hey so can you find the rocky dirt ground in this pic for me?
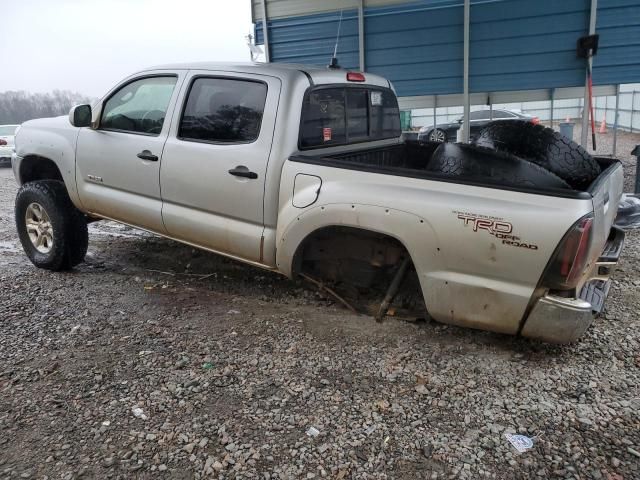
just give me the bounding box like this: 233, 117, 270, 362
0, 130, 639, 480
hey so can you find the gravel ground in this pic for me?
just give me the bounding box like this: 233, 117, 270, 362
0, 162, 639, 480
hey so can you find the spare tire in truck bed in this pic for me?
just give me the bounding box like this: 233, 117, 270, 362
473, 120, 600, 190
426, 143, 571, 190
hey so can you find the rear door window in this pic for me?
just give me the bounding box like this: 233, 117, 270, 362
179, 77, 268, 143
300, 87, 400, 148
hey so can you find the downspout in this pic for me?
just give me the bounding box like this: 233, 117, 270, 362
358, 0, 365, 71
462, 0, 470, 142
580, 0, 598, 148
261, 0, 271, 62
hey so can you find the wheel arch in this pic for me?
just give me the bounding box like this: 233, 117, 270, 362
275, 203, 439, 281
289, 224, 414, 277
16, 154, 83, 211
19, 155, 64, 184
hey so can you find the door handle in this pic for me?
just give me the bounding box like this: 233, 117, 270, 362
137, 150, 158, 162
228, 166, 258, 179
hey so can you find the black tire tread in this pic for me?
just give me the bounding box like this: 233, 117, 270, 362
15, 180, 88, 271
63, 207, 89, 269
473, 120, 600, 190
426, 143, 571, 190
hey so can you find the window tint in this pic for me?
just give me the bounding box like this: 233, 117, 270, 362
179, 78, 267, 143
101, 76, 177, 135
469, 110, 490, 121
346, 89, 369, 140
300, 89, 346, 147
492, 110, 516, 119
370, 90, 401, 138
300, 87, 400, 148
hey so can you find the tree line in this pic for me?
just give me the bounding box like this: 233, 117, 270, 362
0, 90, 94, 125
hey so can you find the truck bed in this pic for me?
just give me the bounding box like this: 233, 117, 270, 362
290, 141, 619, 199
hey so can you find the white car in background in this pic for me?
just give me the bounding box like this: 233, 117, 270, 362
0, 124, 20, 167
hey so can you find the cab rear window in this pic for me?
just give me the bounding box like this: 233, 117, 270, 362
300, 86, 400, 149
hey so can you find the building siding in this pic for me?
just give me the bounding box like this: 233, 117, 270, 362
593, 0, 640, 86
255, 0, 640, 97
256, 10, 360, 69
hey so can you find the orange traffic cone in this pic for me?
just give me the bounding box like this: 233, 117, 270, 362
599, 114, 607, 134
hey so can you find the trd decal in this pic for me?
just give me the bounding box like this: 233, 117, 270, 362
453, 211, 538, 250
457, 214, 512, 234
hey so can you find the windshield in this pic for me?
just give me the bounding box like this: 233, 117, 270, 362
0, 125, 18, 135
300, 86, 400, 149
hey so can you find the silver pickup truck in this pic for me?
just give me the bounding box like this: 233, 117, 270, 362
11, 62, 625, 343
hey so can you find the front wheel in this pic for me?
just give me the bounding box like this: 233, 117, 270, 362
15, 180, 88, 271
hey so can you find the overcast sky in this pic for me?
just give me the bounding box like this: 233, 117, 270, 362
1, 0, 255, 97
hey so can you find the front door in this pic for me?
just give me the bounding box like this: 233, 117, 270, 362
76, 73, 182, 233
160, 71, 281, 263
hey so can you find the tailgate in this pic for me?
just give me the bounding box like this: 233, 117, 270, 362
589, 159, 624, 253
578, 158, 625, 310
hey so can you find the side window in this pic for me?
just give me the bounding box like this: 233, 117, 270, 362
492, 110, 515, 119
101, 76, 177, 135
179, 77, 267, 143
469, 110, 489, 121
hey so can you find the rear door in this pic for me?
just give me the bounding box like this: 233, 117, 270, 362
76, 73, 183, 232
160, 71, 281, 263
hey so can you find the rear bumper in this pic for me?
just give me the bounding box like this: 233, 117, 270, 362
521, 226, 625, 343
521, 294, 594, 343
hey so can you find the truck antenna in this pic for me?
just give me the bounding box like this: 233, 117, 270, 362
328, 10, 343, 69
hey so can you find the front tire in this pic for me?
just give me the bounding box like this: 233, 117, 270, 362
15, 180, 88, 271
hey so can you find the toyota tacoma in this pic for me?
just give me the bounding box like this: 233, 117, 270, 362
11, 62, 625, 343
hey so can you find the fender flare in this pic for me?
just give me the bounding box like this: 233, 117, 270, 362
275, 202, 440, 280
14, 125, 82, 208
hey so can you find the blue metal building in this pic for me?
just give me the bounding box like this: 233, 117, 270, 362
253, 0, 640, 144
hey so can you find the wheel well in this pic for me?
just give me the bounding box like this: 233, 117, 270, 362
293, 226, 425, 315
293, 226, 410, 287
20, 156, 64, 184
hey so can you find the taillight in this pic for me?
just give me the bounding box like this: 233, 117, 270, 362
0, 139, 6, 146
542, 214, 594, 290
347, 72, 365, 82
530, 117, 540, 125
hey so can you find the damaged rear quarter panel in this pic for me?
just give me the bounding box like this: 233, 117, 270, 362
277, 161, 594, 335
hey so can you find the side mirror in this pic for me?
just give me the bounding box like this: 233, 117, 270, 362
69, 104, 92, 128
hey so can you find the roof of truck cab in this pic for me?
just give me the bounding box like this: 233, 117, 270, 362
141, 62, 392, 89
